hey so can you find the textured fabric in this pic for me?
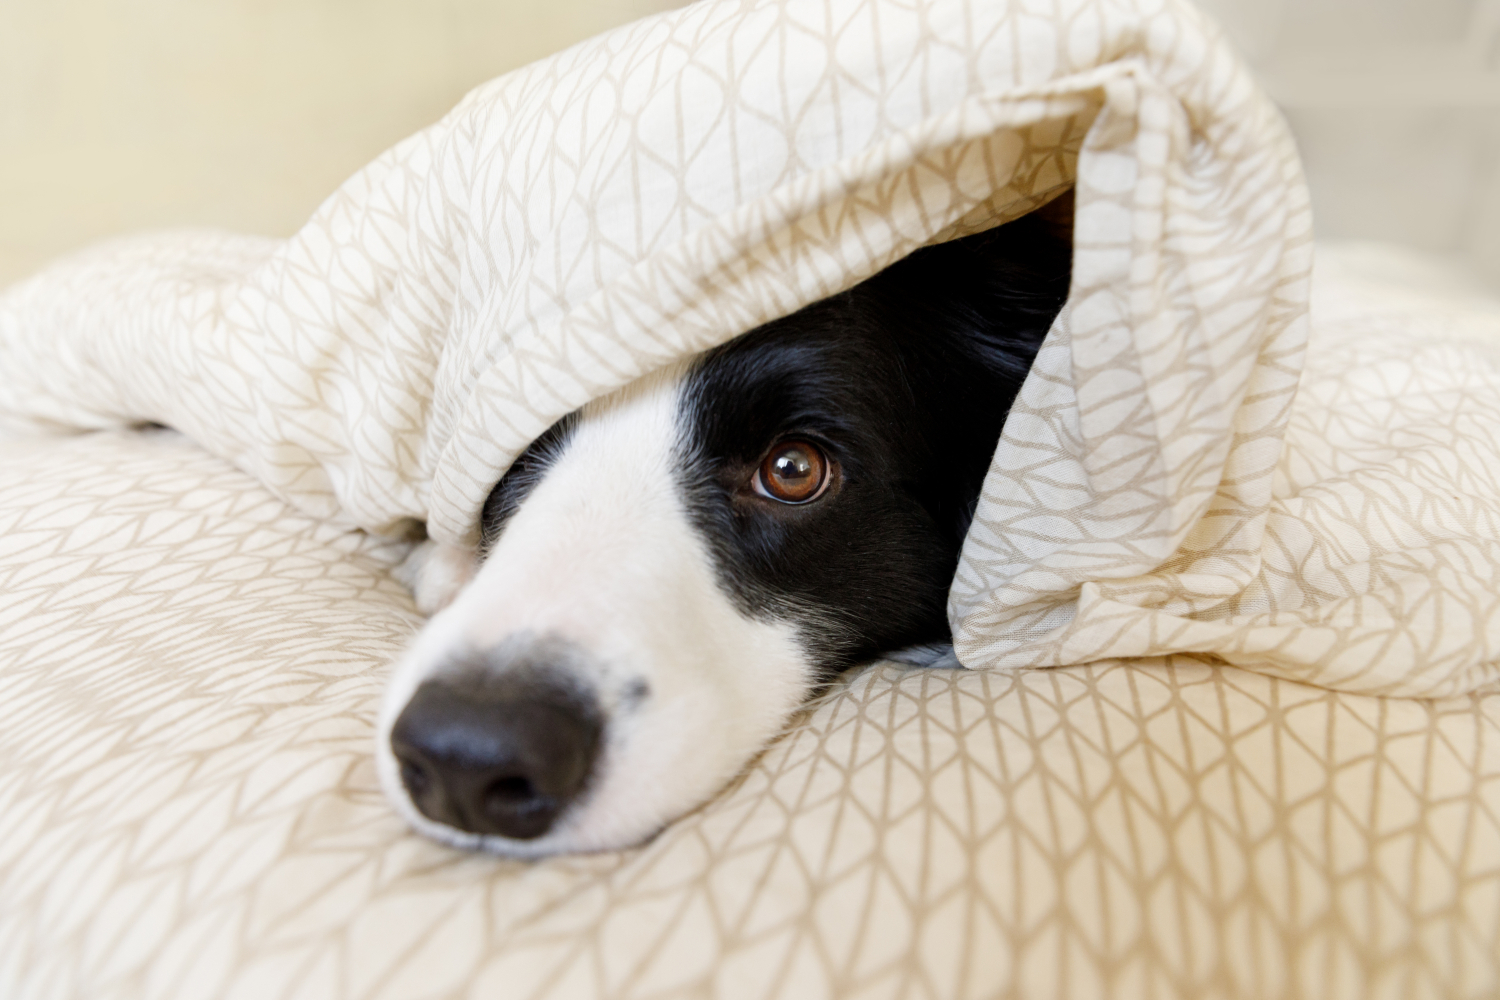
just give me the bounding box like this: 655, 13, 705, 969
958, 237, 1500, 696
53, 0, 1500, 697
5, 247, 1500, 997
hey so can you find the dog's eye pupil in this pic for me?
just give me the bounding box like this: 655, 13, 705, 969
774, 452, 810, 481
759, 441, 828, 503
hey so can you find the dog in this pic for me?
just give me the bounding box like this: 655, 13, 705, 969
378, 195, 1073, 856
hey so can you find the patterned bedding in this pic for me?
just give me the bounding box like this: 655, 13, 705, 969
2, 0, 1500, 992
2, 246, 1498, 1000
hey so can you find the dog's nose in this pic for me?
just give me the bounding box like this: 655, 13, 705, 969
390, 676, 601, 840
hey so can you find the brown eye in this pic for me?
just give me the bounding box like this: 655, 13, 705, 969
755, 440, 830, 504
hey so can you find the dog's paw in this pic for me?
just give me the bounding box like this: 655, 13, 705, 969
395, 540, 478, 615
883, 642, 962, 670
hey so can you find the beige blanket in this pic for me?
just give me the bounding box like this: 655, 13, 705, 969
2, 247, 1499, 998
3, 0, 1500, 989
42, 0, 1500, 700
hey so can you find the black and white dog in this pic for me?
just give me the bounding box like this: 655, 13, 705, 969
379, 197, 1072, 855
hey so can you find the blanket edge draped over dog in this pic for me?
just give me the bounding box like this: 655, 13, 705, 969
11, 0, 1494, 699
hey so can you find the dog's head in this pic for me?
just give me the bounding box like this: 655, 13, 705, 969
377, 204, 1071, 855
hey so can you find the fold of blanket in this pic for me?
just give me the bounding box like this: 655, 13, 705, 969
6, 247, 1500, 1000
8, 0, 1497, 698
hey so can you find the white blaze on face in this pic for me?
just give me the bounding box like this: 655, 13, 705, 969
377, 365, 815, 856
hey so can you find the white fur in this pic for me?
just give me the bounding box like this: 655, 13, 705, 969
395, 540, 476, 615
378, 365, 814, 856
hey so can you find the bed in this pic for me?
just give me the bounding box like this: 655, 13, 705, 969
3, 0, 1500, 995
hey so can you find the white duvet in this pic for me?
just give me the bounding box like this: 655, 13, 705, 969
1, 0, 1497, 702
5, 0, 1500, 994
4, 249, 1500, 998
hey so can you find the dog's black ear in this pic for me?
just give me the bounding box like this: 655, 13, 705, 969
869, 191, 1075, 545
1027, 186, 1076, 261
927, 188, 1074, 381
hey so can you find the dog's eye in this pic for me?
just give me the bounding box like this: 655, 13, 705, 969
755, 440, 830, 504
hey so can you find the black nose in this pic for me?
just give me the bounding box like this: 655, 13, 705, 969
390, 675, 601, 840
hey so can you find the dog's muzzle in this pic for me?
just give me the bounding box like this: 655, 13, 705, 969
389, 651, 602, 840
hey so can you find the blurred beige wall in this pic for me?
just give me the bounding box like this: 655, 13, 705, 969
1196, 0, 1500, 283
9, 0, 1500, 289
0, 0, 683, 286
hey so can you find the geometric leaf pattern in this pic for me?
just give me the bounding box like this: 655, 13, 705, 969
0, 0, 1498, 990
958, 237, 1500, 697
33, 0, 1483, 700
3, 404, 1499, 999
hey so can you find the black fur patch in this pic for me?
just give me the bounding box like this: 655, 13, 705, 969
676, 206, 1072, 673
